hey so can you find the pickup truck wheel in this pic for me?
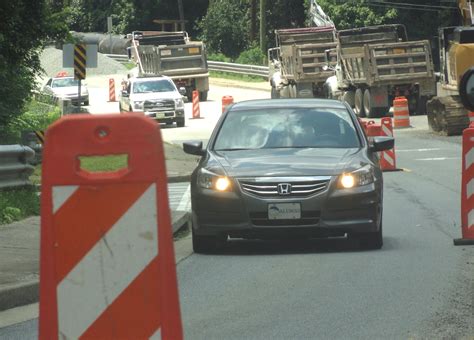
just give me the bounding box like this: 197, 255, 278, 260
177, 117, 185, 127
199, 91, 208, 102
271, 86, 280, 99
354, 88, 366, 117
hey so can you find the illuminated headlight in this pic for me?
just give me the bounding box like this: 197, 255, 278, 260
339, 165, 375, 189
174, 98, 184, 109
197, 168, 231, 191
133, 101, 144, 110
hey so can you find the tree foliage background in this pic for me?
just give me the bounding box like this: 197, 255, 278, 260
0, 1, 68, 128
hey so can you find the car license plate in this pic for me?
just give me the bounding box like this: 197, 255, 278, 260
268, 203, 301, 220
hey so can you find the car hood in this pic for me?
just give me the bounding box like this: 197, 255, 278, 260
52, 86, 88, 95
130, 91, 180, 101
212, 148, 364, 177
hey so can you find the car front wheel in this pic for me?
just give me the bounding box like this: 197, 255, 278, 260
177, 117, 185, 127
192, 228, 227, 254
352, 224, 383, 250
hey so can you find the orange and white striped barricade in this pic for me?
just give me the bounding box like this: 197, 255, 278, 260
108, 78, 116, 102
191, 90, 201, 119
365, 120, 380, 137
379, 117, 397, 171
222, 95, 234, 113
39, 114, 183, 339
455, 126, 474, 245
393, 96, 410, 128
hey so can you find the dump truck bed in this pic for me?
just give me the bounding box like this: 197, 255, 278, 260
276, 27, 337, 83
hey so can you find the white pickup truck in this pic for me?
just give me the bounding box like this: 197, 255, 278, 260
119, 75, 186, 127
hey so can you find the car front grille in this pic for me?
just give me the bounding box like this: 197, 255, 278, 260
143, 99, 175, 112
239, 176, 331, 198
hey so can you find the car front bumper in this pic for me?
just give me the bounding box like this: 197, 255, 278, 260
192, 178, 382, 239
145, 109, 185, 122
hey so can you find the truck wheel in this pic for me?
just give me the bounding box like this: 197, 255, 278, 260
342, 91, 355, 108
177, 117, 185, 127
271, 86, 280, 99
199, 91, 208, 102
363, 89, 384, 118
354, 88, 366, 117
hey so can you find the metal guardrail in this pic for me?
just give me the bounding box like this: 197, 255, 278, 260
0, 145, 35, 189
104, 54, 269, 78
207, 61, 269, 78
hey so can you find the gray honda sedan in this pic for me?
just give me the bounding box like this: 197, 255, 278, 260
183, 99, 394, 253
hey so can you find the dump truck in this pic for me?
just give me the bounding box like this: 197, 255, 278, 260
426, 25, 474, 134
327, 24, 436, 118
268, 26, 338, 98
128, 31, 209, 101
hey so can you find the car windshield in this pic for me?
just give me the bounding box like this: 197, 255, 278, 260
132, 80, 176, 93
52, 78, 79, 87
213, 107, 360, 150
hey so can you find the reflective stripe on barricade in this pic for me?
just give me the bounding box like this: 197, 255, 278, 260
380, 117, 397, 171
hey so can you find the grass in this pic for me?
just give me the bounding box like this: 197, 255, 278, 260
0, 187, 40, 225
209, 70, 266, 83
79, 154, 129, 172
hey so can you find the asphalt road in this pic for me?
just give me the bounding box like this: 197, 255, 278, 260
1, 82, 473, 339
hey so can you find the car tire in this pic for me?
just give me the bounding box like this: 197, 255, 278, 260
354, 223, 383, 250
192, 229, 226, 254
354, 88, 366, 117
177, 117, 185, 127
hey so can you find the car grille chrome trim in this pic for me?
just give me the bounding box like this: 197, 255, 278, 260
239, 176, 331, 198
143, 99, 175, 112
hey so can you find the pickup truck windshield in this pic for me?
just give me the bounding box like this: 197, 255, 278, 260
133, 80, 175, 94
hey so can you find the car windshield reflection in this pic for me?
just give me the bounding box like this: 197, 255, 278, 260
213, 108, 360, 150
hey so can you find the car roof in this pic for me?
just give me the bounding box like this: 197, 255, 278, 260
229, 99, 348, 111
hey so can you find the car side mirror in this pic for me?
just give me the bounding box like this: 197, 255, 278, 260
370, 136, 394, 152
459, 67, 474, 112
121, 90, 129, 97
183, 141, 205, 156
179, 87, 186, 96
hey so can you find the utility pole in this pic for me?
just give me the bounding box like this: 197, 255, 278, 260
250, 0, 257, 42
178, 0, 185, 31
260, 0, 266, 53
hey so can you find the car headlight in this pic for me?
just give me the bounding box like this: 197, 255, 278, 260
197, 168, 231, 191
174, 98, 184, 109
133, 101, 144, 110
339, 165, 375, 189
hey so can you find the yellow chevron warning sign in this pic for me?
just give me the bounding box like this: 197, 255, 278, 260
34, 130, 45, 145
74, 44, 86, 80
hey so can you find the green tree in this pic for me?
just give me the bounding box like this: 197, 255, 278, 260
312, 0, 397, 30
198, 0, 249, 58
0, 1, 68, 128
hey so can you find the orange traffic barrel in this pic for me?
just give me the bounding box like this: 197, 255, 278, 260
393, 96, 410, 128
222, 96, 234, 113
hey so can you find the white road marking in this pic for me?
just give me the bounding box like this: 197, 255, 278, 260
415, 157, 460, 161
177, 185, 191, 212
397, 148, 442, 152
57, 184, 158, 339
